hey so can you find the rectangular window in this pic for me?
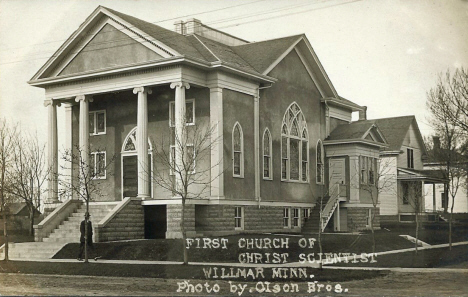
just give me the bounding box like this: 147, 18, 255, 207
283, 208, 290, 228
281, 136, 288, 180
289, 138, 300, 180
91, 151, 106, 179
187, 144, 195, 174
169, 99, 195, 127
293, 208, 300, 227
402, 183, 409, 204
360, 156, 367, 184
441, 192, 447, 209
407, 148, 414, 169
302, 208, 310, 220
170, 145, 195, 174
89, 110, 106, 135
366, 209, 372, 228
235, 206, 244, 230
368, 157, 375, 184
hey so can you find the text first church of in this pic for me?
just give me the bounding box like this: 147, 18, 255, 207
29, 6, 443, 243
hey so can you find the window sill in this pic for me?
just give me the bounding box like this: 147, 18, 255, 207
233, 175, 244, 179
90, 132, 106, 136
281, 179, 308, 184
92, 176, 106, 180
263, 177, 273, 181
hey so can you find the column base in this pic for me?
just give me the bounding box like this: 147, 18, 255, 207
137, 194, 150, 201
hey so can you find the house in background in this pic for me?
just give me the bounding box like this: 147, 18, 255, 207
352, 116, 448, 224
0, 203, 42, 233
25, 6, 407, 243
423, 136, 468, 214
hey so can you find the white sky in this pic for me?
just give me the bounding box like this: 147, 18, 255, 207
1, 0, 467, 146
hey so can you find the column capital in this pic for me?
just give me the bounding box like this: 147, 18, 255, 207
133, 86, 152, 95
170, 81, 190, 90
75, 95, 94, 103
43, 99, 61, 107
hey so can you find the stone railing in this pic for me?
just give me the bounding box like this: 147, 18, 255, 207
34, 199, 81, 242
95, 197, 144, 242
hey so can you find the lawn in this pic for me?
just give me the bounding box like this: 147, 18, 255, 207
0, 260, 388, 281
53, 231, 416, 262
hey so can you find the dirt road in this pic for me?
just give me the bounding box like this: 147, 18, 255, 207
0, 271, 467, 296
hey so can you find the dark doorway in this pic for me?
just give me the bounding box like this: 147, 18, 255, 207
144, 205, 167, 239
122, 155, 138, 197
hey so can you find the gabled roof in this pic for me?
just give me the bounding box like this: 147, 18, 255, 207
371, 116, 423, 152
397, 168, 448, 183
232, 35, 303, 74
328, 121, 387, 144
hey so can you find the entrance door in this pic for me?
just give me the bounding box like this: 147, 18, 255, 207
144, 205, 167, 239
122, 154, 152, 198
329, 158, 345, 196
122, 155, 138, 197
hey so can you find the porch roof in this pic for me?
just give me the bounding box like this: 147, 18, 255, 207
397, 168, 448, 184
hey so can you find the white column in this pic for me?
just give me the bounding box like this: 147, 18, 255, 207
170, 81, 190, 195
44, 99, 60, 204
75, 95, 93, 195
349, 155, 360, 203
133, 87, 152, 199
209, 87, 224, 199
64, 103, 74, 200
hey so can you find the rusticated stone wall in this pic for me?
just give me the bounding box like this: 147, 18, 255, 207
97, 200, 144, 242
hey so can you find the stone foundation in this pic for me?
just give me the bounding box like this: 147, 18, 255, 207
347, 207, 380, 232
166, 204, 196, 239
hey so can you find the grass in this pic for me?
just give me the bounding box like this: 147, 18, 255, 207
53, 232, 417, 262
0, 261, 389, 281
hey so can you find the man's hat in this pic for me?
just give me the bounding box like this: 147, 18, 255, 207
84, 213, 91, 218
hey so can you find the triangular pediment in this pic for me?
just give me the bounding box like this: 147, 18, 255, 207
32, 6, 178, 80
58, 24, 163, 76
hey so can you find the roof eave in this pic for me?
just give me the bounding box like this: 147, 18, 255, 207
321, 97, 364, 112
323, 139, 388, 148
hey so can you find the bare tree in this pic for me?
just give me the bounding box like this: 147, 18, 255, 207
151, 119, 220, 265
427, 68, 468, 250
7, 132, 48, 235
403, 181, 424, 254
0, 119, 18, 261
58, 145, 115, 263
359, 157, 396, 253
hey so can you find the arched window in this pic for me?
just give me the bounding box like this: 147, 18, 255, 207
316, 140, 324, 184
232, 122, 244, 177
281, 103, 308, 182
263, 128, 272, 179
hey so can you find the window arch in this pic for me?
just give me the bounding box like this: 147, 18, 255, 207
121, 127, 152, 153
232, 122, 244, 177
316, 140, 324, 184
263, 128, 272, 179
281, 102, 308, 182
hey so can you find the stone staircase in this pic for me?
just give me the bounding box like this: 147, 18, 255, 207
0, 202, 115, 260
43, 203, 115, 243
302, 196, 331, 234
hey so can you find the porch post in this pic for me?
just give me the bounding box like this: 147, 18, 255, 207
44, 99, 60, 205
75, 95, 93, 197
64, 103, 74, 200
349, 155, 360, 203
433, 183, 436, 212
133, 87, 152, 199
170, 81, 190, 194
209, 86, 224, 198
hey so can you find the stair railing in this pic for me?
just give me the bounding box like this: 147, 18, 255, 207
320, 183, 342, 232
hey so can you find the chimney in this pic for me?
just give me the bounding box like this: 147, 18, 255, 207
174, 20, 185, 34
184, 18, 202, 35
359, 106, 367, 121
433, 136, 441, 150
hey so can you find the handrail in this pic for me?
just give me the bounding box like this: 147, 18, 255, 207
320, 183, 344, 231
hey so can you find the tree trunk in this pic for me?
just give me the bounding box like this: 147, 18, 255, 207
181, 198, 188, 265
449, 198, 454, 250
84, 201, 89, 263
371, 208, 376, 254
29, 208, 35, 236
415, 213, 419, 254
3, 212, 8, 261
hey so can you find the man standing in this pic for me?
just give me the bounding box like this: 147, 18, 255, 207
77, 212, 97, 261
